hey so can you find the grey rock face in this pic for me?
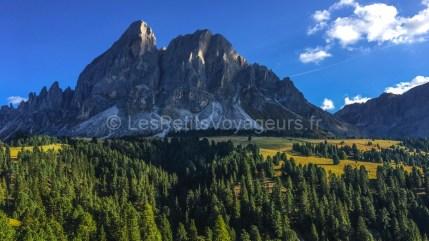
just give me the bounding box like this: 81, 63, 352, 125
0, 20, 357, 139
72, 20, 159, 119
335, 83, 429, 137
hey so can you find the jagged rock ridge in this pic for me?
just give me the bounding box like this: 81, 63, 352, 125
335, 83, 429, 138
0, 20, 357, 139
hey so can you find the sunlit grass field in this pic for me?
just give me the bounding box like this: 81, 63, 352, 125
262, 148, 412, 179
9, 144, 65, 159
208, 136, 399, 152
208, 136, 410, 179
8, 218, 22, 227
301, 138, 400, 151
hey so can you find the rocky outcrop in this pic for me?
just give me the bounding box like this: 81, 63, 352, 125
335, 83, 429, 137
0, 20, 358, 139
0, 82, 75, 139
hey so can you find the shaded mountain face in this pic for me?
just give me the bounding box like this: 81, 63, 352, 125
0, 20, 357, 139
335, 83, 429, 138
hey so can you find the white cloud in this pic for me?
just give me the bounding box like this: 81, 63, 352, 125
309, 0, 429, 47
308, 10, 331, 34
327, 18, 362, 46
321, 98, 335, 111
299, 48, 332, 63
385, 75, 429, 95
309, 0, 357, 35
7, 96, 27, 107
344, 95, 371, 105
313, 10, 330, 22
333, 0, 357, 9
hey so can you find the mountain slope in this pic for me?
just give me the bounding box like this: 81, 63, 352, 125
335, 83, 429, 137
0, 20, 357, 139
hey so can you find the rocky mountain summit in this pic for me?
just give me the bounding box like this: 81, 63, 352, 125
335, 83, 429, 138
0, 20, 356, 139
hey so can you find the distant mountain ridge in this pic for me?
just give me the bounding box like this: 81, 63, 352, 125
0, 20, 357, 139
335, 83, 429, 138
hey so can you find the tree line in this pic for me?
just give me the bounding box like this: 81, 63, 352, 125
0, 137, 428, 240
292, 142, 429, 166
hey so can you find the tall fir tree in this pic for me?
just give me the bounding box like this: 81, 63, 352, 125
141, 204, 162, 241
213, 216, 232, 241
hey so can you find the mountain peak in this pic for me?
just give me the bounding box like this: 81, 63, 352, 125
0, 20, 356, 139
49, 81, 61, 92
193, 29, 211, 35
379, 92, 397, 98
116, 20, 157, 55
125, 20, 156, 40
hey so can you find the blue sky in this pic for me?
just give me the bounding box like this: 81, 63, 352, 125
2, 0, 429, 112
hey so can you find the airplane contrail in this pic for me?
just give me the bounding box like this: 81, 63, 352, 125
289, 57, 357, 77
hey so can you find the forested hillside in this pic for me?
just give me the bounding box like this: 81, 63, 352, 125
0, 137, 429, 241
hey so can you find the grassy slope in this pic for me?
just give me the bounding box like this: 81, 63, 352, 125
8, 218, 22, 227
9, 144, 64, 159
208, 136, 410, 179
